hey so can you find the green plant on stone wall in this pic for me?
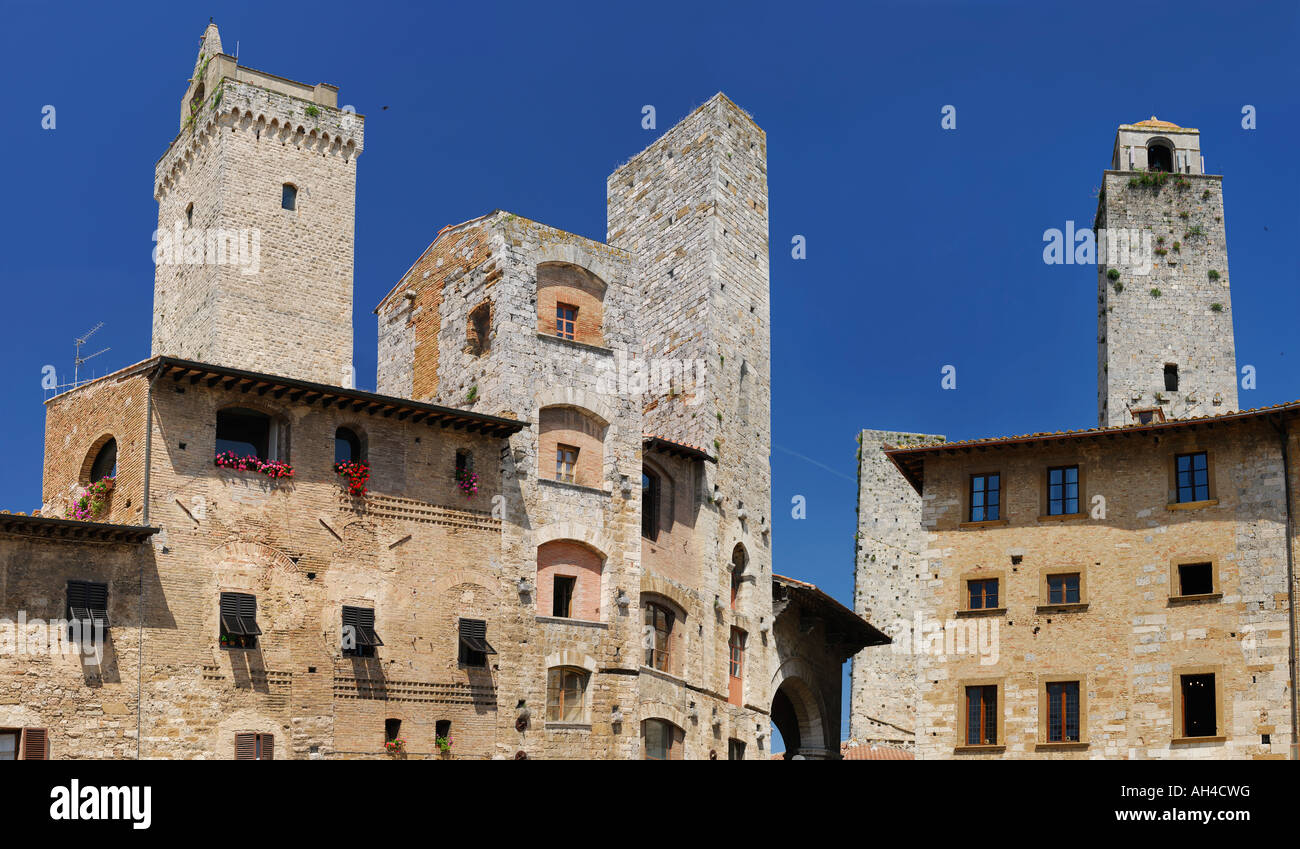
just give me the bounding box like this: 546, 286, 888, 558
305, 104, 321, 118
1207, 269, 1221, 281
1107, 268, 1121, 281
1113, 281, 1123, 294
1149, 288, 1162, 298
1210, 303, 1223, 312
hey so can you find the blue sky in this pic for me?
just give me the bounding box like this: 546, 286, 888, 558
2, 1, 1297, 744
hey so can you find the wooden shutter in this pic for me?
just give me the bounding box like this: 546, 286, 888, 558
235, 732, 257, 760
21, 728, 48, 760
260, 733, 274, 761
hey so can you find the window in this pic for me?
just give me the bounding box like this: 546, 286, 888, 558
219, 592, 261, 649
435, 719, 451, 740
342, 605, 383, 658
215, 407, 277, 460
335, 427, 362, 465
728, 628, 746, 706
234, 732, 273, 760
967, 579, 999, 610
555, 303, 577, 340
1164, 364, 1179, 392
90, 438, 117, 482
969, 473, 1000, 522
457, 618, 495, 668
1179, 674, 1217, 738
965, 685, 998, 746
728, 738, 746, 760
456, 449, 473, 480
642, 471, 660, 541
66, 580, 109, 639
643, 718, 683, 760
1046, 681, 1080, 743
281, 183, 297, 211
1175, 452, 1210, 503
1047, 573, 1081, 605
385, 719, 401, 746
555, 445, 577, 483
644, 602, 675, 672
551, 575, 576, 618
1046, 465, 1078, 515
730, 544, 747, 610
467, 302, 491, 356
185, 202, 194, 226
546, 667, 589, 723
0, 728, 47, 760
1177, 562, 1214, 596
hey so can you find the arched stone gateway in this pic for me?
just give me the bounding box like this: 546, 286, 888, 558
771, 675, 830, 760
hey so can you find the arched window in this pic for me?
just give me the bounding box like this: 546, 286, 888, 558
335, 427, 362, 465
642, 471, 660, 541
537, 540, 604, 621
216, 407, 283, 461
281, 183, 298, 211
538, 406, 606, 488
467, 302, 491, 356
546, 667, 589, 723
90, 438, 117, 482
643, 718, 684, 760
185, 202, 194, 226
536, 262, 608, 347
1147, 140, 1173, 173
644, 601, 676, 672
730, 544, 748, 609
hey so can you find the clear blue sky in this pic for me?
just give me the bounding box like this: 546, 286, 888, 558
2, 1, 1296, 745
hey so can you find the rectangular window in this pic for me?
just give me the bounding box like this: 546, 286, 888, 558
967, 578, 999, 610
555, 303, 577, 340
1175, 452, 1210, 503
965, 685, 998, 746
546, 667, 588, 723
0, 730, 16, 761
1180, 674, 1217, 738
728, 738, 746, 760
644, 604, 674, 672
728, 628, 746, 706
281, 184, 297, 211
555, 445, 577, 484
1046, 681, 1081, 743
643, 719, 682, 760
1047, 573, 1081, 605
234, 732, 273, 760
342, 605, 383, 658
457, 618, 495, 668
1177, 562, 1214, 596
969, 473, 1000, 522
219, 592, 261, 649
552, 576, 576, 618
1046, 465, 1079, 515
642, 472, 660, 541
66, 580, 109, 638
1164, 364, 1179, 392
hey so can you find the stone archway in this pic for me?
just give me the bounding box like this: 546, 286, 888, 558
771, 675, 829, 760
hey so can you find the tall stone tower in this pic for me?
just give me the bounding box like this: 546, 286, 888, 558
1097, 118, 1237, 426
152, 23, 363, 385
607, 92, 773, 620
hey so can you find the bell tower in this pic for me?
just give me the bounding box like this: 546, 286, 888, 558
1097, 118, 1237, 426
151, 22, 364, 385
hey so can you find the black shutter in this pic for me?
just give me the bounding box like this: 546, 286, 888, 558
87, 582, 109, 629
239, 593, 261, 635
67, 580, 90, 624
459, 618, 496, 654
343, 606, 383, 647
220, 592, 260, 635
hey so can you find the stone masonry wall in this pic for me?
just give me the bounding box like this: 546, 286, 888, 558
850, 429, 943, 748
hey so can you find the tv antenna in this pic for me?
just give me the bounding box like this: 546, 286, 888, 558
74, 322, 110, 387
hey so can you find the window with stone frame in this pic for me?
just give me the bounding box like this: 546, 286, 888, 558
1047, 573, 1081, 605
467, 301, 491, 356
545, 666, 589, 723
1175, 452, 1210, 503
1045, 681, 1081, 743
969, 473, 1000, 522
967, 578, 999, 610
964, 685, 998, 746
644, 601, 676, 673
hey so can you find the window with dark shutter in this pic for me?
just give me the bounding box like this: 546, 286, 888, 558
342, 605, 383, 657
457, 618, 495, 668
234, 732, 273, 760
219, 592, 261, 649
66, 580, 109, 640
20, 728, 48, 760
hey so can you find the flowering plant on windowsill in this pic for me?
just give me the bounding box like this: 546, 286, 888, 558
333, 461, 370, 497
435, 735, 452, 754
384, 737, 406, 754
215, 451, 294, 479
67, 476, 115, 521
455, 469, 478, 498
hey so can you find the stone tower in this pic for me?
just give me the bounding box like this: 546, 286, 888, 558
152, 23, 363, 385
849, 429, 942, 748
607, 91, 774, 655
1097, 118, 1237, 426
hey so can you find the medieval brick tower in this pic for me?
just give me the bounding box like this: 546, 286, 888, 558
152, 23, 363, 385
1097, 118, 1237, 427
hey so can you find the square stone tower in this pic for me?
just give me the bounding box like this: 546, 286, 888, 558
1097, 118, 1237, 426
607, 91, 773, 622
151, 23, 363, 385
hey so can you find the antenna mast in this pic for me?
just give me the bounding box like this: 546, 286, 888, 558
73, 322, 110, 387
